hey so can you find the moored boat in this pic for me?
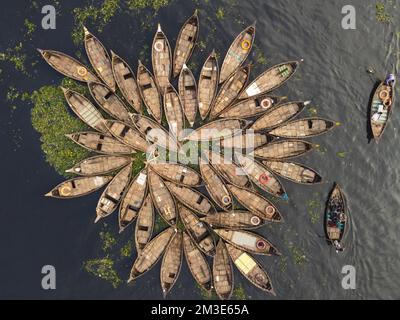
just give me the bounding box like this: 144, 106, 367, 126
152, 24, 172, 91
201, 210, 267, 230
173, 10, 199, 77
268, 118, 336, 138
252, 139, 314, 160
239, 61, 300, 99
198, 50, 219, 120
184, 118, 248, 141
221, 132, 269, 150
163, 83, 185, 141
178, 64, 198, 126
213, 241, 234, 300
45, 176, 112, 199
219, 23, 255, 84
83, 26, 116, 91
66, 155, 131, 176
37, 49, 98, 83
135, 194, 155, 254
111, 51, 142, 113
148, 162, 202, 186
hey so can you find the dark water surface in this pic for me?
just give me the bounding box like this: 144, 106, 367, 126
1, 0, 400, 299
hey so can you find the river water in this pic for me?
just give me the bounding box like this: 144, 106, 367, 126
0, 0, 399, 299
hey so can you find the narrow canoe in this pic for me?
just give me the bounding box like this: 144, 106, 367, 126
152, 24, 172, 92
104, 120, 150, 153
235, 153, 288, 200
210, 65, 251, 119
83, 26, 115, 91
213, 241, 234, 300
160, 231, 183, 297
128, 227, 176, 283
200, 210, 267, 230
214, 229, 280, 256
131, 114, 179, 153
137, 60, 162, 123
370, 81, 395, 140
119, 168, 148, 232
165, 181, 215, 216
95, 164, 132, 222
252, 139, 314, 160
164, 83, 185, 141
37, 49, 98, 83
66, 155, 132, 176
263, 160, 322, 185
219, 23, 256, 84
199, 156, 233, 211
173, 10, 199, 77
148, 169, 177, 225
135, 194, 155, 254
268, 118, 336, 138
219, 95, 285, 119
66, 132, 134, 155
227, 184, 283, 222
148, 162, 202, 187
184, 118, 248, 141
183, 232, 212, 291
62, 87, 108, 134
111, 51, 142, 113
221, 132, 269, 150
45, 176, 112, 199
324, 183, 348, 246
179, 206, 216, 256
178, 64, 198, 126
226, 243, 275, 295
88, 82, 131, 122
250, 101, 309, 131
198, 50, 219, 120
239, 61, 300, 99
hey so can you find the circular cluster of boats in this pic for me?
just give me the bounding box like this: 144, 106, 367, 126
40, 11, 338, 299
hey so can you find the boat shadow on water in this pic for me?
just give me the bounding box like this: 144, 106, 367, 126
366, 80, 382, 143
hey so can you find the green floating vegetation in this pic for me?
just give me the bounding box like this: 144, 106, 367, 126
126, 0, 171, 11
232, 284, 248, 300
24, 19, 36, 37
154, 213, 169, 233
307, 107, 318, 116
253, 45, 268, 67
307, 195, 322, 224
288, 243, 307, 265
375, 2, 392, 23
100, 231, 117, 253
84, 258, 122, 288
120, 239, 134, 258
196, 283, 218, 300
132, 152, 147, 176
216, 7, 225, 20
337, 152, 346, 158
0, 42, 28, 75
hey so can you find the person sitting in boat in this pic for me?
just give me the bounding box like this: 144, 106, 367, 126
371, 104, 385, 121
385, 74, 396, 87
333, 240, 344, 252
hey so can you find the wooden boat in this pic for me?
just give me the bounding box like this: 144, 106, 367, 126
104, 120, 149, 153
37, 49, 98, 83
128, 227, 176, 283
83, 26, 115, 91
95, 164, 132, 222
160, 231, 183, 297
250, 101, 309, 131
370, 79, 395, 140
45, 176, 112, 199
66, 155, 131, 176
183, 232, 212, 291
61, 87, 108, 134
214, 229, 280, 256
148, 169, 177, 225
179, 206, 216, 256
198, 50, 219, 120
199, 156, 233, 211
111, 51, 142, 113
163, 83, 185, 141
226, 243, 275, 294
184, 118, 248, 141
252, 139, 314, 160
148, 162, 201, 186
208, 151, 250, 188
235, 153, 288, 200
213, 241, 234, 300
219, 95, 285, 119
263, 160, 322, 185
219, 23, 256, 84
173, 10, 199, 78
324, 183, 348, 249
152, 24, 172, 91
200, 210, 267, 230
268, 118, 336, 138
135, 194, 155, 254
130, 114, 179, 153
165, 181, 215, 215
88, 82, 131, 122
227, 184, 283, 222
209, 66, 251, 119
239, 61, 300, 99
66, 132, 134, 155
178, 64, 198, 126
221, 132, 269, 150
137, 60, 162, 123
119, 168, 148, 232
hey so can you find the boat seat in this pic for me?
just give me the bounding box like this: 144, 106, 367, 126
179, 174, 185, 183
185, 85, 196, 90
128, 204, 141, 212
104, 91, 113, 100
196, 195, 204, 204
104, 194, 119, 204
144, 127, 153, 134
123, 73, 134, 80
201, 75, 212, 80
138, 225, 149, 231
142, 83, 153, 90
120, 125, 130, 137
307, 119, 313, 129
71, 180, 76, 188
